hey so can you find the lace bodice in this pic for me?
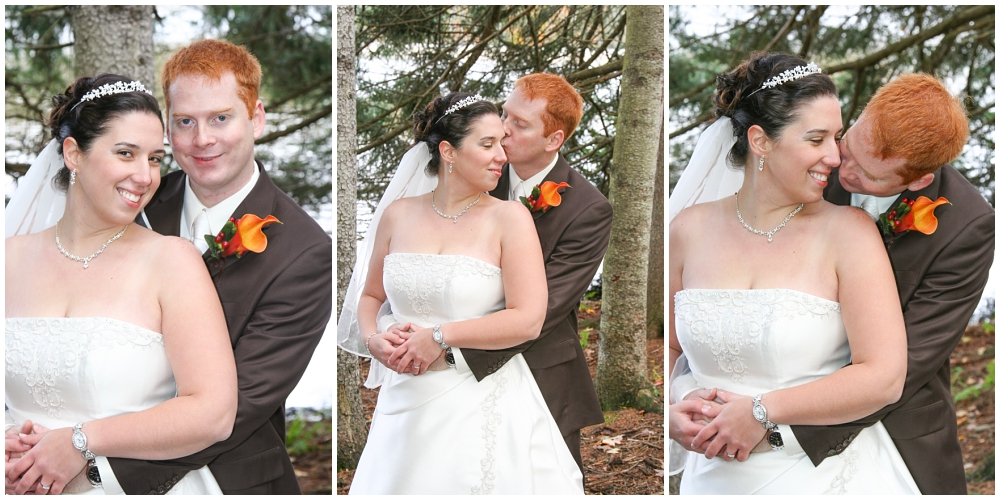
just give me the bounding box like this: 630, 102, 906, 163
383, 253, 504, 325
6, 317, 175, 428
674, 289, 849, 396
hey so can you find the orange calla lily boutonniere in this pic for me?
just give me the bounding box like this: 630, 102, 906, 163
521, 181, 570, 213
206, 214, 282, 260
879, 196, 950, 237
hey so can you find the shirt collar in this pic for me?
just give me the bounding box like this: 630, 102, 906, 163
181, 163, 260, 240
509, 154, 559, 200
850, 192, 898, 216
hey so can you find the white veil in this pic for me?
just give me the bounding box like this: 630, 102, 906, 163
337, 141, 439, 387
668, 116, 745, 222
667, 116, 746, 476
5, 140, 67, 238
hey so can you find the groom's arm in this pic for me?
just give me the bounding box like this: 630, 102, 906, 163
461, 195, 612, 381
791, 211, 994, 465
104, 237, 333, 493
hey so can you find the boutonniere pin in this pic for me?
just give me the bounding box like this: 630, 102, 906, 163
521, 181, 570, 213
879, 196, 950, 236
205, 213, 282, 260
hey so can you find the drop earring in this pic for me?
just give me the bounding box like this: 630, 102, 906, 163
449, 162, 453, 173
70, 169, 77, 185
758, 156, 765, 172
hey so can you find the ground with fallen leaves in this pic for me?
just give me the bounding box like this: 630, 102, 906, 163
336, 300, 666, 495
289, 413, 333, 494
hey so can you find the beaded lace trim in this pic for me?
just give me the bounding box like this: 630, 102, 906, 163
471, 363, 508, 495
5, 317, 163, 417
383, 253, 502, 323
673, 289, 841, 382
830, 449, 860, 494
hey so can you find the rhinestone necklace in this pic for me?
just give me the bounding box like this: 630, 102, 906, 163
431, 190, 481, 224
56, 224, 129, 269
735, 191, 803, 243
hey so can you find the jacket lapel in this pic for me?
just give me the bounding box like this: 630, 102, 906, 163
142, 171, 186, 238
207, 162, 280, 277
489, 164, 511, 201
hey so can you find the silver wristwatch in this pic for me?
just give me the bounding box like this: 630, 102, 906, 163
72, 423, 96, 461
432, 324, 450, 350
752, 394, 784, 450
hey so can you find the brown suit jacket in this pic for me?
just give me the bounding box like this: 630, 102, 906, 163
461, 155, 612, 437
109, 163, 333, 494
791, 165, 994, 494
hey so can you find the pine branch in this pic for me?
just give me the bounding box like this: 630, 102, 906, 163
668, 109, 713, 139
255, 105, 331, 145
565, 59, 623, 84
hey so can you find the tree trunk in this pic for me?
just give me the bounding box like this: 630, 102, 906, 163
336, 5, 367, 471
70, 6, 155, 87
646, 113, 665, 340
595, 5, 664, 413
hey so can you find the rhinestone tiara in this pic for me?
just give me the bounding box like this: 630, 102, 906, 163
747, 63, 822, 97
442, 94, 486, 117
72, 81, 153, 110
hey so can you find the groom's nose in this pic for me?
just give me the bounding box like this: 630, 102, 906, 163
193, 124, 215, 148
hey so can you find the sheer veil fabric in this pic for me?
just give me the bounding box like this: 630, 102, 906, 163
5, 140, 67, 238
336, 141, 439, 387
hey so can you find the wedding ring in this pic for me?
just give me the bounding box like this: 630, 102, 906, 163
41, 484, 51, 490
726, 452, 736, 458
414, 365, 420, 371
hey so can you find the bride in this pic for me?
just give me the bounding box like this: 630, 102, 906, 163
668, 53, 919, 494
338, 92, 583, 494
5, 75, 236, 494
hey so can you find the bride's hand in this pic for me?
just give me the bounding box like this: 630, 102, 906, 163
6, 420, 34, 462
669, 399, 711, 452
692, 390, 765, 463
389, 326, 443, 376
8, 427, 86, 495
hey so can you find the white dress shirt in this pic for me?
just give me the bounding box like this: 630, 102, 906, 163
851, 192, 899, 221
180, 164, 261, 250
509, 154, 559, 202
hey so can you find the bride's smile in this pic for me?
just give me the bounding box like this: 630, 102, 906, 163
758, 96, 842, 203
444, 114, 507, 193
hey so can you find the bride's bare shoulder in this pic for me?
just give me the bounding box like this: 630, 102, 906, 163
670, 198, 730, 234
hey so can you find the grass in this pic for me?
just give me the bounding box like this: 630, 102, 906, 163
286, 408, 332, 456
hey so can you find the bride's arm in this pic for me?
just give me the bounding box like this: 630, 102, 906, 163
695, 209, 907, 460
392, 202, 547, 371
8, 237, 237, 492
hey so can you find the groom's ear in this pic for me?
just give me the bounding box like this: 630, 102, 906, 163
904, 172, 935, 192
251, 100, 266, 140
544, 129, 565, 152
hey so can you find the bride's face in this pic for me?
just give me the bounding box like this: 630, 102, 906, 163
66, 111, 165, 224
449, 114, 507, 190
763, 96, 843, 202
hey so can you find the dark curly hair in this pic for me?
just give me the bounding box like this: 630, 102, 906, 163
47, 74, 163, 191
713, 52, 837, 169
411, 92, 499, 176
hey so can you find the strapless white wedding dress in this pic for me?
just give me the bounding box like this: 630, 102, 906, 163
5, 317, 222, 495
349, 253, 583, 494
674, 289, 921, 494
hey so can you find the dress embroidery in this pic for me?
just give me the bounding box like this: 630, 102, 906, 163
673, 289, 840, 382
5, 317, 163, 417
383, 253, 502, 324
830, 449, 860, 494
472, 363, 508, 495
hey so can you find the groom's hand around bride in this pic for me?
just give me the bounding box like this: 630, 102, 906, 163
691, 390, 765, 463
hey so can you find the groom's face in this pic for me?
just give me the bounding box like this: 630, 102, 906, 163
500, 87, 554, 167
166, 72, 265, 204
837, 112, 909, 197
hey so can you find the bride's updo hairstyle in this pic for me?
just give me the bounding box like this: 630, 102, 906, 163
412, 92, 499, 176
47, 74, 163, 191
714, 52, 837, 168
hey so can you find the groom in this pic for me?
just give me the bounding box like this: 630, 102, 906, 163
673, 74, 994, 494
100, 40, 332, 494
461, 73, 613, 471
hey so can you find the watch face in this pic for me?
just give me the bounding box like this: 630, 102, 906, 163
87, 465, 102, 485
432, 329, 442, 343
752, 405, 766, 422
72, 432, 86, 450
769, 432, 784, 448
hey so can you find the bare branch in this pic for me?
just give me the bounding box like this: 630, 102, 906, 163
668, 109, 714, 139
255, 105, 332, 145
565, 59, 623, 84
358, 122, 411, 154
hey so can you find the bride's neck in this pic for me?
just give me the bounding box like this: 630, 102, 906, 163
433, 178, 482, 213
57, 210, 129, 249
735, 182, 803, 225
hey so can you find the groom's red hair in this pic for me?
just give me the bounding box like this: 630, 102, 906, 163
514, 73, 584, 141
864, 74, 968, 182
161, 39, 262, 119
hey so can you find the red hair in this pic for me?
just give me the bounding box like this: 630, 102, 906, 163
161, 39, 262, 119
865, 74, 968, 182
513, 73, 584, 140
